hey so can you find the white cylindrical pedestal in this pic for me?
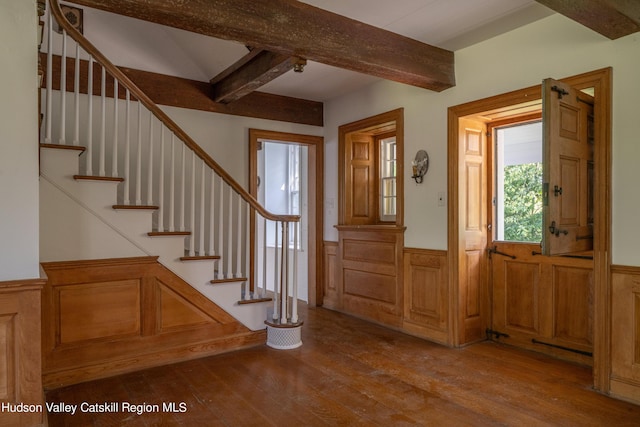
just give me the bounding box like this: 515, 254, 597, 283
266, 324, 302, 350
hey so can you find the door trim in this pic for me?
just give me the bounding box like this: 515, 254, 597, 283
447, 68, 612, 391
248, 129, 324, 306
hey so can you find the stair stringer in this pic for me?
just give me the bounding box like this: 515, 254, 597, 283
40, 146, 271, 331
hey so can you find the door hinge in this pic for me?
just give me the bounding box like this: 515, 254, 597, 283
486, 328, 510, 340
551, 85, 569, 99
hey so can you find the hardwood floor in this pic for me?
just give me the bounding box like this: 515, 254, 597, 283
45, 305, 640, 426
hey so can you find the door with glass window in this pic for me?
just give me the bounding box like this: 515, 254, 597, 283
488, 107, 593, 364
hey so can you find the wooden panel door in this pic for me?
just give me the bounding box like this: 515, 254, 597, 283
344, 133, 375, 225
458, 118, 487, 344
490, 242, 593, 364
542, 78, 594, 255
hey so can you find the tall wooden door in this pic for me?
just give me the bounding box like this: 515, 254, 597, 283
542, 78, 594, 255
458, 118, 488, 344
489, 79, 594, 364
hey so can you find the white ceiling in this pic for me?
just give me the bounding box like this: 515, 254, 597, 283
80, 0, 554, 102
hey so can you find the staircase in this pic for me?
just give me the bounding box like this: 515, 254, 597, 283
39, 0, 302, 351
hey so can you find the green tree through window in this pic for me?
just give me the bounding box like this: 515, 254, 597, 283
503, 162, 543, 242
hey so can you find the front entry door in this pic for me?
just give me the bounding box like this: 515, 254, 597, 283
488, 79, 594, 364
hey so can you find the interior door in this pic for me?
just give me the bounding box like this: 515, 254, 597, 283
542, 78, 594, 255
458, 117, 488, 344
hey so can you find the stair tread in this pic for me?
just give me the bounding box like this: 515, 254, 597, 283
41, 143, 85, 153
148, 231, 191, 236
210, 277, 248, 284
113, 204, 159, 210
180, 255, 221, 261
74, 175, 124, 182
238, 297, 272, 305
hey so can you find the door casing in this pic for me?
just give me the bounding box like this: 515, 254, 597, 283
249, 129, 324, 306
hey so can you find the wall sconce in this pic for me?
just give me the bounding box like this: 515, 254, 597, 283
411, 149, 429, 184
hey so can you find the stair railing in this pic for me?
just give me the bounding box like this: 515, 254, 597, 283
42, 0, 301, 327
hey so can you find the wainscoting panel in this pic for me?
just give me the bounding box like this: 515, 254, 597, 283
322, 242, 339, 309
610, 265, 640, 405
403, 248, 449, 345
0, 276, 45, 427
41, 257, 265, 388
335, 226, 404, 327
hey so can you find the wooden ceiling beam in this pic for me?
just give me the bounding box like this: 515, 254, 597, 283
535, 0, 640, 39
210, 48, 306, 104
68, 0, 455, 92
40, 53, 323, 126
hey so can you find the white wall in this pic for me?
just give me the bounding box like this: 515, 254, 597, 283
0, 0, 40, 281
323, 14, 640, 266
160, 106, 322, 188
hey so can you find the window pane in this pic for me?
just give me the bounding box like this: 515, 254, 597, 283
496, 122, 543, 242
379, 137, 396, 221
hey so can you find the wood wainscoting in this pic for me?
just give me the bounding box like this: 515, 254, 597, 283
322, 241, 449, 344
610, 265, 640, 405
403, 248, 450, 345
0, 275, 46, 427
331, 226, 405, 327
40, 257, 265, 389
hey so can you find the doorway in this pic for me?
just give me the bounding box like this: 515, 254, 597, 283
249, 129, 324, 306
448, 68, 612, 391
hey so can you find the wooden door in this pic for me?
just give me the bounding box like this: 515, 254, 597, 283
458, 118, 488, 344
489, 241, 593, 364
489, 78, 594, 364
542, 78, 594, 255
344, 133, 376, 225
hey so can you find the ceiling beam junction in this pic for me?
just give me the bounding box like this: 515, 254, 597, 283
210, 48, 306, 104
68, 0, 456, 92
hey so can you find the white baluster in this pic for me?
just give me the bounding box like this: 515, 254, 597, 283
111, 79, 118, 176
292, 221, 299, 323
123, 89, 131, 204
208, 172, 216, 256
246, 203, 251, 295
168, 134, 175, 232
157, 126, 165, 232
73, 42, 80, 146
227, 191, 234, 278
45, 12, 52, 144
281, 222, 288, 324
217, 177, 224, 278
135, 102, 142, 205
262, 215, 267, 297
236, 196, 243, 278
199, 159, 206, 256
147, 114, 153, 205
180, 144, 185, 231
189, 150, 196, 257
272, 221, 279, 321
58, 30, 66, 145
86, 56, 93, 175
99, 65, 106, 176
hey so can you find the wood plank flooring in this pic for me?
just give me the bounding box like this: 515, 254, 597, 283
45, 305, 640, 426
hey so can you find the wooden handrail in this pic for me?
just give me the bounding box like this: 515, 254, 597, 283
48, 0, 299, 224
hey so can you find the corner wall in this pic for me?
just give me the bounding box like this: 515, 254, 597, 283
0, 1, 40, 281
